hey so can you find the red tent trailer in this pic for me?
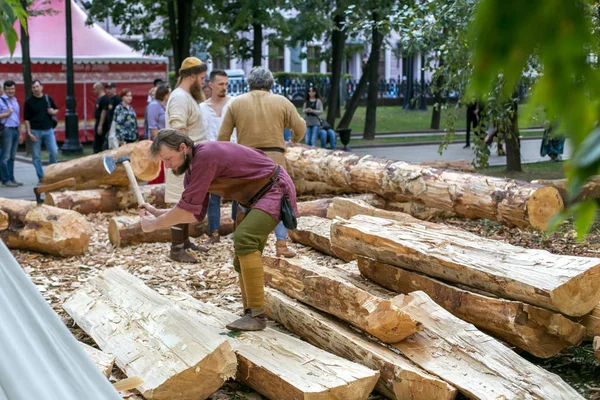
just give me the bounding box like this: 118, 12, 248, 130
0, 0, 168, 143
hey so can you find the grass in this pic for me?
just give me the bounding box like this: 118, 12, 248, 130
298, 103, 547, 133
481, 160, 565, 182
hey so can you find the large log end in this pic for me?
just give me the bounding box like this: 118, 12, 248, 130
527, 186, 564, 230
108, 216, 134, 248
131, 140, 161, 182
551, 262, 600, 317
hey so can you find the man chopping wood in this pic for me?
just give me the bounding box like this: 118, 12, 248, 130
139, 129, 298, 331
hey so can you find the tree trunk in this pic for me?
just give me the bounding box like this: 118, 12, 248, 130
403, 55, 414, 110
417, 159, 475, 172
505, 98, 522, 172
252, 22, 262, 67
264, 288, 458, 400
297, 198, 333, 218
263, 256, 423, 343
63, 268, 238, 400
331, 214, 600, 317
581, 304, 600, 340
327, 196, 457, 221
45, 184, 167, 214
287, 216, 354, 262
293, 179, 350, 196
338, 63, 370, 130
20, 0, 32, 156
41, 141, 160, 189
0, 198, 91, 257
363, 15, 383, 141
171, 292, 380, 400
327, 9, 345, 126
430, 60, 444, 129
168, 0, 192, 76
284, 145, 563, 230
531, 176, 600, 204
324, 261, 583, 399
79, 342, 115, 377
358, 257, 585, 358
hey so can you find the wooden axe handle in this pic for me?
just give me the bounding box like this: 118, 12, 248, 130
122, 160, 145, 206
35, 177, 76, 195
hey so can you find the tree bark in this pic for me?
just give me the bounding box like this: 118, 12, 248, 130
328, 196, 457, 221
326, 8, 345, 126
327, 261, 583, 399
41, 141, 160, 189
171, 291, 380, 400
430, 61, 444, 129
79, 342, 115, 377
263, 256, 423, 343
505, 98, 522, 172
363, 14, 384, 141
284, 145, 563, 230
252, 22, 262, 67
20, 0, 32, 156
63, 268, 237, 400
358, 257, 585, 358
45, 184, 167, 214
0, 198, 91, 257
338, 64, 370, 130
294, 179, 350, 196
287, 216, 354, 262
297, 198, 333, 218
403, 56, 414, 110
264, 288, 458, 400
331, 214, 600, 317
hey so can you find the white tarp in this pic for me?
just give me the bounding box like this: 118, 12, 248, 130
0, 241, 121, 400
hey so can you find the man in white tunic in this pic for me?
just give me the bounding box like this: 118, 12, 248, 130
164, 57, 208, 262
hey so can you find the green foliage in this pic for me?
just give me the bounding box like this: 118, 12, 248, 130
0, 0, 27, 55
470, 0, 600, 237
168, 71, 176, 89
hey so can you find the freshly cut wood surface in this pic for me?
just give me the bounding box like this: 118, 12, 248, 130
358, 257, 586, 358
0, 209, 8, 230
331, 214, 600, 317
284, 145, 563, 230
294, 179, 351, 196
170, 292, 379, 400
42, 141, 160, 189
297, 198, 332, 218
288, 216, 353, 261
45, 184, 167, 214
327, 197, 455, 222
329, 261, 583, 399
581, 304, 600, 340
79, 342, 115, 377
264, 288, 457, 400
263, 255, 422, 343
532, 176, 600, 202
63, 268, 237, 400
0, 198, 91, 257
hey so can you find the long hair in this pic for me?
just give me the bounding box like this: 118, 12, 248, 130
150, 129, 195, 157
304, 86, 322, 102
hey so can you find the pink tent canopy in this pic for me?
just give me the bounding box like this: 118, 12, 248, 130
0, 0, 168, 142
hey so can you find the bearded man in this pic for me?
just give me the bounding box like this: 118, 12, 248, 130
164, 57, 208, 262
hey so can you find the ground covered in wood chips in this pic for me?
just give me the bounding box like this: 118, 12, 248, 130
10, 207, 600, 400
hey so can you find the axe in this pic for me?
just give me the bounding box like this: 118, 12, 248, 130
103, 156, 146, 206
34, 177, 77, 204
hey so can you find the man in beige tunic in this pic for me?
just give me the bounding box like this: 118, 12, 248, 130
218, 66, 305, 257
164, 57, 208, 262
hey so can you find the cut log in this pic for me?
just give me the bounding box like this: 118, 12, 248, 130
288, 216, 354, 261
79, 342, 115, 377
264, 288, 458, 400
294, 179, 351, 196
45, 184, 167, 214
0, 209, 8, 230
594, 337, 600, 362
358, 257, 585, 358
532, 176, 600, 202
328, 197, 456, 222
0, 198, 91, 256
41, 141, 160, 190
108, 215, 235, 248
298, 257, 582, 399
169, 292, 379, 400
331, 214, 600, 317
417, 160, 475, 173
581, 304, 600, 340
297, 198, 333, 218
284, 145, 563, 230
62, 268, 237, 400
263, 255, 422, 343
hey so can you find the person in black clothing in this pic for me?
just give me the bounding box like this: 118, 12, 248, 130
92, 82, 109, 153
463, 101, 480, 148
24, 80, 59, 181
104, 82, 122, 149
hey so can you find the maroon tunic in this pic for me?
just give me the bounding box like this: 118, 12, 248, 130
177, 142, 297, 221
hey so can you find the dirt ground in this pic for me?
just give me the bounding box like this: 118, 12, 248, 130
10, 207, 600, 399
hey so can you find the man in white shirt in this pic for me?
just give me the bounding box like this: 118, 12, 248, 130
199, 69, 236, 245
164, 57, 208, 262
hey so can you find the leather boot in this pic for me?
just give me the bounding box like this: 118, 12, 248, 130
203, 230, 220, 245
170, 225, 200, 263
180, 224, 209, 253
226, 251, 266, 331
276, 240, 296, 258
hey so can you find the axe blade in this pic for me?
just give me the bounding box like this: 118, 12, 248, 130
103, 156, 116, 174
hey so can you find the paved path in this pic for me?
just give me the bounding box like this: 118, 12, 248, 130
0, 137, 569, 202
